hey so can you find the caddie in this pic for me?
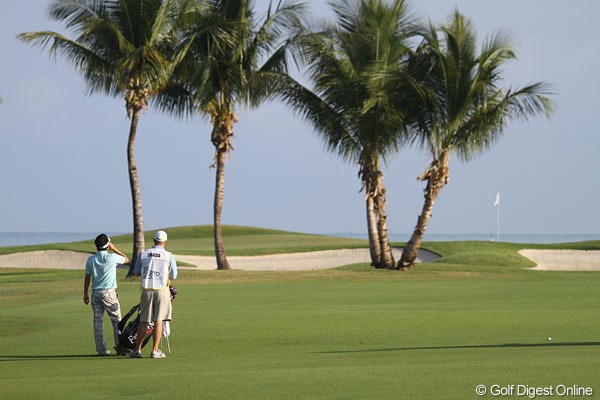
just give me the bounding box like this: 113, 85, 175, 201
129, 230, 178, 358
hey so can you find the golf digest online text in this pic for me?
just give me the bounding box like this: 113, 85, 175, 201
475, 384, 593, 398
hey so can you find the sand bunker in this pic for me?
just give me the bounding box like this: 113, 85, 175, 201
519, 249, 600, 271
3, 248, 599, 272
176, 248, 440, 271
0, 250, 92, 269
0, 248, 440, 271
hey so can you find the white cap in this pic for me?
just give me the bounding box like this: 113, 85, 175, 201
154, 230, 168, 242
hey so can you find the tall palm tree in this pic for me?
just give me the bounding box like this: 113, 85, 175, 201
19, 0, 193, 274
397, 10, 555, 269
159, 0, 308, 269
276, 0, 416, 268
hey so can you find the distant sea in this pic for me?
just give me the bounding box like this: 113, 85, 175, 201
0, 232, 125, 247
327, 232, 600, 244
1, 231, 599, 247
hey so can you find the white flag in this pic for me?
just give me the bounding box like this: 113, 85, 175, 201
494, 192, 500, 206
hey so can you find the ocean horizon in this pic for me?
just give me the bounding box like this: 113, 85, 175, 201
0, 232, 125, 247
1, 231, 599, 247
327, 232, 600, 244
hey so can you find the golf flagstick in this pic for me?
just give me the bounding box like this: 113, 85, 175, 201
494, 192, 500, 242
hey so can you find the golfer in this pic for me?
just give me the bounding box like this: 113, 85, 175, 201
130, 230, 178, 359
83, 234, 129, 356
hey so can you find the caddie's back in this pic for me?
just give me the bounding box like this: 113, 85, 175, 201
140, 246, 171, 289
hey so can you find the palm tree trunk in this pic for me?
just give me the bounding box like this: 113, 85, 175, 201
213, 144, 231, 270
126, 108, 144, 276
374, 175, 395, 269
399, 154, 449, 270
366, 195, 381, 267
362, 158, 394, 269
372, 172, 395, 269
362, 161, 382, 268
398, 179, 436, 270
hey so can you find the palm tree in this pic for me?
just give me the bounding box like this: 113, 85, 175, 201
397, 10, 555, 269
19, 0, 193, 274
159, 0, 308, 270
276, 0, 416, 268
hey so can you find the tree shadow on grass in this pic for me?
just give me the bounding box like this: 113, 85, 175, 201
0, 354, 122, 362
315, 341, 600, 354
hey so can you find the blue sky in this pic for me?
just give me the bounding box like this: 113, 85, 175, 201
1, 0, 599, 236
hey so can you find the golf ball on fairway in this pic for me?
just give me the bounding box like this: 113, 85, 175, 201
548, 337, 552, 341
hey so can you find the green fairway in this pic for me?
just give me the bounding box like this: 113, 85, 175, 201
0, 230, 599, 399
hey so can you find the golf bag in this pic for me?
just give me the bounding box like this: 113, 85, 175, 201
114, 303, 153, 356
114, 286, 177, 356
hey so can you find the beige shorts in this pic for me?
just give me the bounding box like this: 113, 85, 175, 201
140, 288, 171, 322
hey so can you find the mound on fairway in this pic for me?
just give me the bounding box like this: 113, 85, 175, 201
0, 246, 441, 271
0, 226, 441, 270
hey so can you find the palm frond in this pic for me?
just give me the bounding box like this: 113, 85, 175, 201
152, 80, 196, 118
21, 0, 198, 111
48, 0, 109, 31
407, 8, 556, 165
17, 30, 119, 96
276, 0, 419, 164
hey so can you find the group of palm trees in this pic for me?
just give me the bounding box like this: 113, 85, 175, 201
19, 0, 554, 272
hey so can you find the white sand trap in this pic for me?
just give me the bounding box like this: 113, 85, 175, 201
519, 249, 600, 271
0, 250, 91, 269
0, 248, 440, 271
5, 249, 596, 272
176, 247, 440, 271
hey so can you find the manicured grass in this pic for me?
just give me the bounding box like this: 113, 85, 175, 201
1, 272, 599, 399
1, 230, 599, 399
